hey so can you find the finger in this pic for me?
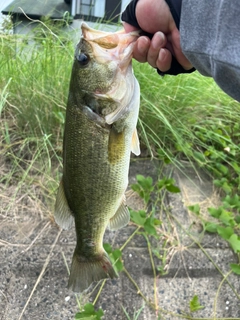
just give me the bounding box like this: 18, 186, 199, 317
132, 36, 151, 62
156, 48, 172, 72
169, 29, 193, 70
172, 48, 193, 70
147, 32, 166, 68
122, 22, 139, 33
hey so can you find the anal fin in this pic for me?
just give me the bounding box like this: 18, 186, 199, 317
54, 179, 74, 230
108, 196, 130, 230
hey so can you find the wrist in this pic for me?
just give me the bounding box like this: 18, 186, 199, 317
121, 0, 140, 29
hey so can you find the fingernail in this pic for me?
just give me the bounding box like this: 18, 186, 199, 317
152, 32, 165, 50
138, 37, 149, 55
158, 48, 166, 61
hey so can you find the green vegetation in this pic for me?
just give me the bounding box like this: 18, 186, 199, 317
189, 194, 240, 275
189, 295, 204, 313
1, 19, 240, 319
75, 303, 104, 319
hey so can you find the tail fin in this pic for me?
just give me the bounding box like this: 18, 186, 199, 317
68, 250, 118, 293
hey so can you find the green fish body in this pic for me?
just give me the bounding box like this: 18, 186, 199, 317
54, 23, 140, 292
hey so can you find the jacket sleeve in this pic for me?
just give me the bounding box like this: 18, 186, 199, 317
180, 0, 240, 102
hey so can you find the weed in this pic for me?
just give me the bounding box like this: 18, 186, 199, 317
103, 243, 124, 274
131, 175, 154, 204
189, 194, 240, 274
189, 295, 204, 312
122, 304, 145, 320
75, 303, 104, 319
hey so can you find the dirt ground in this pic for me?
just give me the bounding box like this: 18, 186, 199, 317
0, 159, 240, 320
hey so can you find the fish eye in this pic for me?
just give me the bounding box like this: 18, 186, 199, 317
76, 53, 90, 66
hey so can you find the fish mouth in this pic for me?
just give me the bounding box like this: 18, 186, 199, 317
81, 22, 139, 71
78, 23, 139, 124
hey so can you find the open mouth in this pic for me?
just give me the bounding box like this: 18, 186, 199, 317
81, 22, 139, 68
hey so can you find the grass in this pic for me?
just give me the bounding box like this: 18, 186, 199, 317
1, 18, 239, 169
136, 61, 240, 161
0, 18, 240, 319
0, 26, 71, 140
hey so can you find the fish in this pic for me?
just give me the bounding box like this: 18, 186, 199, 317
54, 22, 140, 293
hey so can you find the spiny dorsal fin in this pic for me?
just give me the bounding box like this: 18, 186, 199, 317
54, 180, 74, 230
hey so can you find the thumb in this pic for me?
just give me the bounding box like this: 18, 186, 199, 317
122, 22, 139, 33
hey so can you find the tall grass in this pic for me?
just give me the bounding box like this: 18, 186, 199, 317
134, 62, 240, 170
0, 21, 75, 216
0, 24, 73, 140
1, 19, 240, 212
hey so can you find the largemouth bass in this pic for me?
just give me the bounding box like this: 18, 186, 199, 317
54, 23, 140, 293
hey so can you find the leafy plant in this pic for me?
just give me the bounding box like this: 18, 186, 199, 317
130, 209, 162, 237
157, 177, 180, 193
103, 243, 124, 273
75, 303, 103, 320
131, 174, 180, 206
230, 263, 240, 275
130, 174, 180, 238
193, 122, 240, 195
189, 195, 240, 274
189, 295, 204, 312
130, 174, 180, 281
131, 175, 154, 204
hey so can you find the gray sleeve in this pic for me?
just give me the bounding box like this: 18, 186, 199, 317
180, 0, 240, 102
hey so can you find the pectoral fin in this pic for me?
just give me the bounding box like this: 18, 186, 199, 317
108, 197, 130, 230
131, 128, 140, 156
54, 180, 74, 230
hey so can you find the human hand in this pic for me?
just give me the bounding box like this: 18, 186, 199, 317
122, 0, 194, 74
